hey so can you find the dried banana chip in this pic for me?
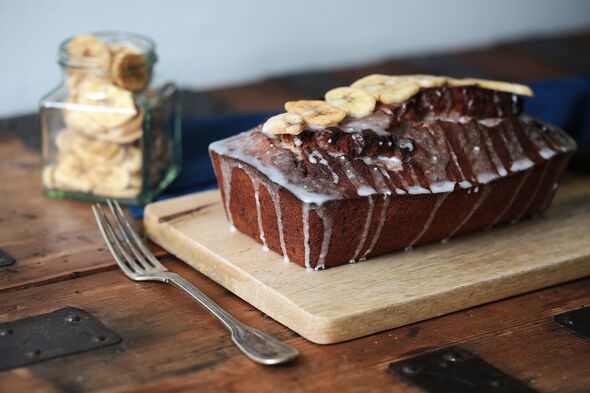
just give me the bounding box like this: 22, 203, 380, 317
379, 79, 421, 104
63, 108, 107, 134
74, 111, 143, 144
284, 100, 346, 126
67, 34, 111, 69
448, 78, 534, 96
55, 128, 77, 152
395, 75, 447, 88
89, 167, 131, 192
75, 78, 137, 129
325, 87, 376, 118
120, 146, 142, 173
350, 74, 393, 98
111, 48, 149, 92
129, 171, 142, 188
53, 154, 92, 193
73, 135, 126, 166
262, 113, 305, 135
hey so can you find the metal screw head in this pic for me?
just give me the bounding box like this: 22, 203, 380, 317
563, 317, 579, 326
65, 315, 81, 324
401, 364, 420, 374
27, 349, 42, 357
488, 378, 502, 388
0, 328, 13, 336
443, 351, 462, 362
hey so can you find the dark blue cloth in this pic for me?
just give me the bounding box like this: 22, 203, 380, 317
524, 77, 590, 145
130, 77, 589, 217
128, 111, 277, 217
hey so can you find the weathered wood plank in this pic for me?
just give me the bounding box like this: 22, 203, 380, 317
0, 261, 588, 393
0, 136, 164, 292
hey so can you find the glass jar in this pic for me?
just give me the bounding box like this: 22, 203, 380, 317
40, 32, 181, 204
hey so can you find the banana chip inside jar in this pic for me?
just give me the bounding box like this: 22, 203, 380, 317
44, 128, 143, 199
67, 34, 111, 69
76, 78, 138, 128
110, 46, 149, 92
42, 32, 179, 202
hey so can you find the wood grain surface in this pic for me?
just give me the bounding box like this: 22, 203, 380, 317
144, 180, 590, 344
1, 31, 589, 392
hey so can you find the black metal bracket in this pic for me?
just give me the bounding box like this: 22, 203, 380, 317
0, 307, 121, 371
554, 307, 590, 340
388, 346, 536, 393
0, 248, 15, 267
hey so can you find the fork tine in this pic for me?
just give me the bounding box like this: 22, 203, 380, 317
106, 199, 152, 269
108, 199, 165, 270
92, 205, 135, 277
95, 203, 145, 274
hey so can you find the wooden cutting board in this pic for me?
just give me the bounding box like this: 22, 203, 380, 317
144, 180, 590, 344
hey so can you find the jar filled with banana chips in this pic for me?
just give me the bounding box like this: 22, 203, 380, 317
40, 32, 181, 203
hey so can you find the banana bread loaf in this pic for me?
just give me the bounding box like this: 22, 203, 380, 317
209, 75, 576, 270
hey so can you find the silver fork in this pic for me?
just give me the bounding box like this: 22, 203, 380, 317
92, 199, 299, 365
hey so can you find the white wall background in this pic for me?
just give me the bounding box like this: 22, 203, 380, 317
0, 0, 589, 117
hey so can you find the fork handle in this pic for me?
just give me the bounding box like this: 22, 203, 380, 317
161, 272, 299, 365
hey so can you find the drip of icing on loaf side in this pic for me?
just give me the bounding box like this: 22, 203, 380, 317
209, 85, 577, 270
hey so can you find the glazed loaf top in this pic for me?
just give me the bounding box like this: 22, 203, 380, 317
209, 77, 577, 205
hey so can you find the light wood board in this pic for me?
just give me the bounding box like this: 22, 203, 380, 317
144, 183, 590, 344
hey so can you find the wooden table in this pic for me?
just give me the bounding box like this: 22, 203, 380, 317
1, 32, 589, 393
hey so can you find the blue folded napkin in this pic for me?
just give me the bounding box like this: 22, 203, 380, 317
130, 77, 589, 218
524, 77, 590, 145
128, 112, 276, 217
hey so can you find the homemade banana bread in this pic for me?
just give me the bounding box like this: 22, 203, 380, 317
209, 75, 576, 270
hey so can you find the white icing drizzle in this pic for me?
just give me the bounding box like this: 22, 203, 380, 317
510, 158, 534, 172
404, 161, 429, 194
539, 156, 567, 212
538, 147, 556, 159
406, 193, 449, 250
302, 203, 311, 270
479, 118, 502, 127
252, 178, 268, 251
219, 157, 236, 229
378, 165, 393, 185
525, 116, 576, 154
268, 186, 290, 262
315, 205, 333, 270
362, 194, 390, 259
341, 111, 391, 136
480, 125, 507, 176
369, 164, 392, 194
513, 162, 550, 222
490, 168, 532, 227
455, 123, 499, 185
339, 156, 376, 196
540, 180, 560, 212
499, 125, 534, 173
445, 138, 470, 188
211, 136, 339, 205
417, 124, 457, 193
350, 195, 374, 263
444, 185, 491, 241
308, 150, 340, 184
